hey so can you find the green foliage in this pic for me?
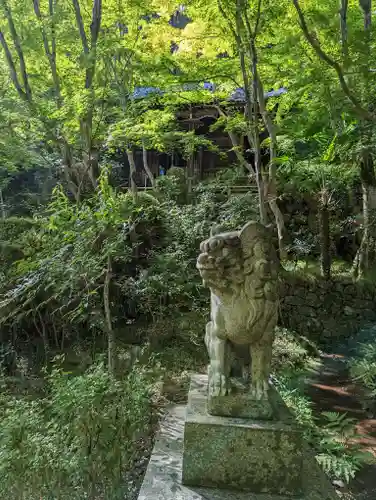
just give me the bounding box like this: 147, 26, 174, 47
275, 373, 374, 484
1, 0, 376, 495
272, 327, 318, 373
144, 310, 208, 371
0, 361, 156, 499
128, 172, 259, 323
156, 166, 188, 204
316, 412, 374, 484
0, 167, 259, 350
0, 216, 39, 241
278, 160, 359, 195
0, 173, 166, 345
349, 342, 376, 404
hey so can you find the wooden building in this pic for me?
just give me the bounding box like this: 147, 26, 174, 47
120, 87, 286, 188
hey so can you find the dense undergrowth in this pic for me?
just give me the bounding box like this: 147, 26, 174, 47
0, 169, 259, 359
0, 361, 158, 500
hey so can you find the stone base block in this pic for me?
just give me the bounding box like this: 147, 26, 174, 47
182, 375, 303, 496
137, 383, 339, 500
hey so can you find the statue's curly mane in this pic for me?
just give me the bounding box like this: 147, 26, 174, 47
197, 221, 279, 345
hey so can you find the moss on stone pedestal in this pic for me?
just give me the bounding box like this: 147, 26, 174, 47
207, 382, 276, 420
182, 376, 303, 496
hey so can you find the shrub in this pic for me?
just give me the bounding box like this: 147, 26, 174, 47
348, 342, 376, 416
0, 362, 156, 500
272, 327, 318, 373
156, 167, 188, 204
349, 342, 376, 394
0, 174, 168, 353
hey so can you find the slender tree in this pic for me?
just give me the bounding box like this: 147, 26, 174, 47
216, 0, 286, 256
292, 0, 376, 278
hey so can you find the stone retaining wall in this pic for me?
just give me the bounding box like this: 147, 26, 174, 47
279, 272, 376, 343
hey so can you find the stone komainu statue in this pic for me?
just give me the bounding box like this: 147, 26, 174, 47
197, 221, 279, 402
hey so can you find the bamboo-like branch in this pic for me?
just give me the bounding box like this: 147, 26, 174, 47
86, 0, 102, 89
0, 30, 26, 100
293, 0, 372, 121
0, 0, 31, 100
33, 0, 61, 102
339, 0, 349, 64
72, 0, 89, 54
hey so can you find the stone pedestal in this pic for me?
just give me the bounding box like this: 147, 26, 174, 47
137, 374, 339, 500
182, 376, 303, 496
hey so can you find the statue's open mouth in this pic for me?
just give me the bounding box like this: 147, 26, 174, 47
197, 264, 215, 274
197, 260, 216, 274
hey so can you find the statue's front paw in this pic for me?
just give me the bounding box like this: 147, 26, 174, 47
250, 378, 269, 401
209, 372, 229, 397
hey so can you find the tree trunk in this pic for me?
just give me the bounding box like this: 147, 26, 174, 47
353, 154, 376, 279
104, 256, 115, 376
34, 312, 50, 364
142, 143, 156, 187
61, 141, 80, 202
319, 189, 331, 280
214, 105, 254, 175
354, 184, 376, 278
253, 57, 286, 258
359, 0, 372, 30
0, 188, 6, 219
230, 1, 268, 224
126, 149, 138, 197
1, 0, 32, 100
339, 0, 349, 64
254, 149, 268, 225
352, 3, 374, 279
72, 0, 102, 191
293, 0, 372, 120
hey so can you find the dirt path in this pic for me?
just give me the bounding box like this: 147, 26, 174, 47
306, 353, 376, 499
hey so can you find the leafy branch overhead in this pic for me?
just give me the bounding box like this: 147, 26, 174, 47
108, 107, 218, 157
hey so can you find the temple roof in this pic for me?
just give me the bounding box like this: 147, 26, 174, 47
132, 84, 287, 101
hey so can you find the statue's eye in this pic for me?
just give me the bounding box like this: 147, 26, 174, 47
227, 236, 240, 247
209, 238, 222, 251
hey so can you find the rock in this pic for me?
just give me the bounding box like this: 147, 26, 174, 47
332, 480, 345, 489
344, 306, 355, 316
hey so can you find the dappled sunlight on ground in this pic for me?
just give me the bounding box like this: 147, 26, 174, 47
306, 352, 376, 499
